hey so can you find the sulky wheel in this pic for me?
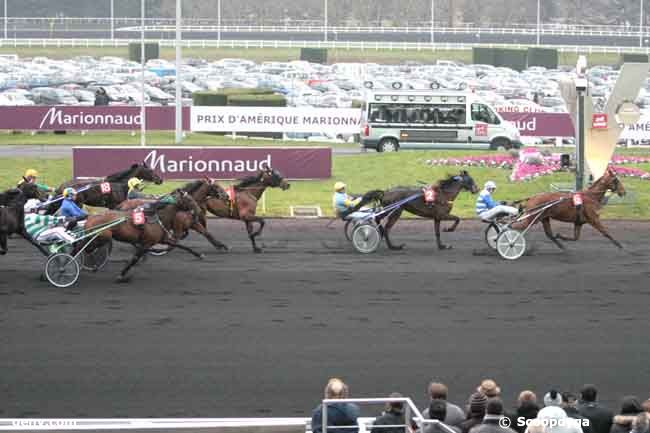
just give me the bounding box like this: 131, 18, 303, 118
81, 240, 113, 272
45, 253, 80, 288
352, 223, 382, 254
496, 229, 527, 260
484, 223, 501, 250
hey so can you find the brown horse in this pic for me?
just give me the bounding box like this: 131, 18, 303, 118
365, 171, 479, 250
117, 179, 230, 252
515, 168, 626, 250
50, 163, 163, 212
203, 167, 290, 253
83, 191, 204, 282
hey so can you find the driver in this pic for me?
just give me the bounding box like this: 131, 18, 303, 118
24, 199, 76, 244
19, 169, 55, 194
333, 182, 370, 219
60, 188, 88, 220
127, 177, 157, 200
475, 181, 519, 221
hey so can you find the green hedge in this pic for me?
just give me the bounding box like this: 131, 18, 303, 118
473, 47, 496, 65
495, 48, 527, 71
227, 94, 287, 107
128, 42, 159, 63
216, 88, 275, 97
527, 47, 558, 69
192, 91, 228, 106
300, 48, 328, 64
620, 53, 649, 66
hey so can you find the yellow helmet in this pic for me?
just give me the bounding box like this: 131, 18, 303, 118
24, 169, 39, 178
63, 187, 76, 198
128, 177, 143, 190
334, 182, 346, 192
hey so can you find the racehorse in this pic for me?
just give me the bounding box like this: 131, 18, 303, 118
117, 179, 230, 252
0, 183, 48, 255
51, 163, 163, 211
515, 168, 626, 250
82, 191, 205, 282
203, 167, 290, 253
363, 170, 479, 250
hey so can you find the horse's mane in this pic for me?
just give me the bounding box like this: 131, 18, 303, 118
105, 164, 141, 182
235, 173, 263, 191
438, 174, 461, 191
181, 180, 204, 194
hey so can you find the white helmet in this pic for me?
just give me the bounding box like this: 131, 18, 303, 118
24, 199, 41, 213
484, 181, 497, 191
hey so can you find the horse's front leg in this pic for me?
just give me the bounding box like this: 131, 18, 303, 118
244, 218, 265, 253
164, 241, 205, 260
382, 208, 405, 250
434, 218, 451, 250
589, 217, 624, 249
117, 245, 146, 283
0, 232, 7, 255
441, 213, 461, 232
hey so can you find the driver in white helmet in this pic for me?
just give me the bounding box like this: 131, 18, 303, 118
475, 180, 519, 221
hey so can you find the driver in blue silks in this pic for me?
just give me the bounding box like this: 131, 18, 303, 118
332, 182, 370, 219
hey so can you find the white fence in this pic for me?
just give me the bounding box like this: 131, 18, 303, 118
1, 38, 650, 53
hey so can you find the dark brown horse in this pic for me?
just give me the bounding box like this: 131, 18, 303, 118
367, 170, 479, 250
203, 167, 290, 253
515, 168, 626, 249
83, 191, 205, 282
0, 183, 48, 255
51, 163, 163, 211
117, 179, 230, 252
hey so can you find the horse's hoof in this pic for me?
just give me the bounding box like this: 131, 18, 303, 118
0, 250, 6, 255
438, 245, 453, 250
389, 244, 405, 251
253, 248, 262, 254
219, 245, 230, 252
443, 228, 455, 233
198, 254, 205, 260
39, 273, 47, 282
116, 275, 131, 284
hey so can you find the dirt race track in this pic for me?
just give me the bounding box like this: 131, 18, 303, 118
1, 219, 649, 418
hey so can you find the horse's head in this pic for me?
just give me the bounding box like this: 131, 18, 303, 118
135, 163, 163, 185
605, 167, 626, 197
261, 167, 290, 191
456, 170, 479, 194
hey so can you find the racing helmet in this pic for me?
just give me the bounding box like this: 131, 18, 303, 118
334, 182, 346, 192
484, 181, 497, 191
23, 199, 41, 213
24, 169, 39, 178
128, 177, 143, 190
63, 187, 76, 198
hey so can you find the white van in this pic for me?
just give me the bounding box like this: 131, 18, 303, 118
361, 90, 522, 152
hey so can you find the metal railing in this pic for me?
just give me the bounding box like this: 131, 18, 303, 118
1, 38, 649, 54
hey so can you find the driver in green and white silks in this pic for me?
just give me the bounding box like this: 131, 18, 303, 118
23, 199, 76, 244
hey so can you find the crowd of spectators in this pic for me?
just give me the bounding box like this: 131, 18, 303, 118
311, 378, 650, 433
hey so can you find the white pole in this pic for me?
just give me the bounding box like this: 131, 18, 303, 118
110, 0, 114, 40
430, 0, 434, 45
536, 0, 541, 45
4, 0, 7, 40
175, 0, 182, 144
140, 0, 146, 147
324, 0, 328, 42
217, 0, 221, 46
641, 0, 644, 48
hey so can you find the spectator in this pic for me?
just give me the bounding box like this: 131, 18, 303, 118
632, 413, 650, 433
311, 378, 360, 433
421, 382, 466, 427
460, 393, 488, 433
424, 399, 461, 433
532, 406, 582, 433
477, 380, 502, 398
545, 391, 563, 407
562, 392, 593, 433
94, 87, 109, 106
577, 385, 613, 433
610, 396, 642, 433
371, 392, 405, 433
509, 391, 540, 433
469, 398, 516, 433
